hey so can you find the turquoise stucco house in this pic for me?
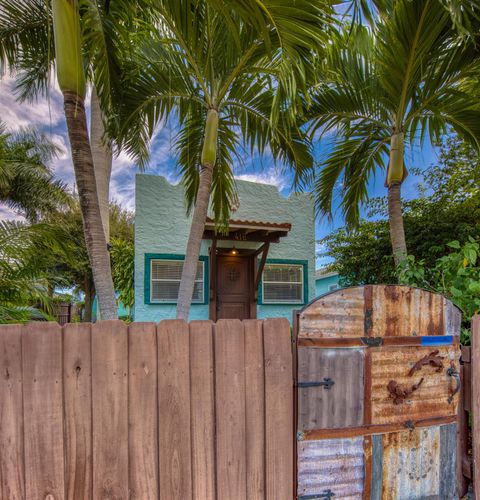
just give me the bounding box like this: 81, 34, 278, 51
315, 269, 341, 296
134, 175, 315, 322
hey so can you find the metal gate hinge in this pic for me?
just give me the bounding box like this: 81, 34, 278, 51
297, 378, 334, 390
361, 337, 383, 347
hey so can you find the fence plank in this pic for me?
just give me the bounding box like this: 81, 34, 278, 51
63, 323, 92, 500
128, 323, 158, 499
0, 325, 24, 500
472, 315, 480, 500
158, 320, 192, 500
92, 320, 128, 500
264, 318, 293, 500
189, 321, 216, 500
23, 322, 65, 499
215, 319, 247, 500
244, 320, 266, 500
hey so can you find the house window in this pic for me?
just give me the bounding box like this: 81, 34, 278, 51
328, 283, 339, 292
148, 256, 206, 303
261, 262, 306, 304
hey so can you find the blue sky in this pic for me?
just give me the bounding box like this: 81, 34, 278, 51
0, 73, 439, 266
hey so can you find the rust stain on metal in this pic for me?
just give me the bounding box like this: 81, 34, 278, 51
371, 286, 445, 337
371, 346, 460, 424
381, 427, 441, 500
299, 287, 365, 338
387, 377, 424, 405
408, 350, 445, 376
297, 437, 364, 499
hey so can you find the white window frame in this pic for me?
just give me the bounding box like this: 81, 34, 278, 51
261, 262, 304, 304
150, 259, 205, 303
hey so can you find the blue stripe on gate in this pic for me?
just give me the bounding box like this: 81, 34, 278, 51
420, 335, 453, 346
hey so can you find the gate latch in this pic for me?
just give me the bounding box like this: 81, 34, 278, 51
297, 378, 334, 390
298, 490, 335, 499
447, 365, 461, 403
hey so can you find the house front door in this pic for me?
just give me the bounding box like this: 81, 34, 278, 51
216, 254, 252, 320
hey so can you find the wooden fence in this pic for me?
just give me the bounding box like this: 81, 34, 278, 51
0, 318, 293, 500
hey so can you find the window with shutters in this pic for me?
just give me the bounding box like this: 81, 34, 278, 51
145, 254, 207, 304
261, 261, 306, 304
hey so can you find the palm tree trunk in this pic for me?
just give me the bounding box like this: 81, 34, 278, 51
386, 131, 408, 267
176, 163, 214, 320
176, 109, 218, 320
387, 182, 407, 266
63, 90, 117, 319
90, 87, 112, 242
83, 275, 94, 322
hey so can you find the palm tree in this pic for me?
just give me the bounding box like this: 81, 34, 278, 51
0, 122, 70, 221
117, 0, 332, 319
49, 0, 117, 318
306, 0, 480, 267
0, 0, 149, 318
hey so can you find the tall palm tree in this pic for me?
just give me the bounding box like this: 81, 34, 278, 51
0, 0, 121, 317
0, 0, 155, 318
306, 0, 480, 266
49, 0, 117, 318
117, 0, 332, 319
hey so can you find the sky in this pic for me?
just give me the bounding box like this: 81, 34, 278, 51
0, 73, 440, 267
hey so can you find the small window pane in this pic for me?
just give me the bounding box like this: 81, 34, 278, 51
152, 260, 183, 280
263, 265, 302, 283
262, 263, 304, 303
151, 260, 203, 281
264, 283, 302, 302
151, 280, 180, 301
150, 259, 204, 302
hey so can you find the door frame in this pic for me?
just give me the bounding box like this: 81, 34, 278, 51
208, 247, 257, 321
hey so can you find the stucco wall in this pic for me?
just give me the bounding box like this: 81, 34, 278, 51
134, 174, 315, 322
315, 274, 341, 297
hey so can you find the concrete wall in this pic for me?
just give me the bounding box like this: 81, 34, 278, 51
134, 174, 315, 322
315, 274, 341, 297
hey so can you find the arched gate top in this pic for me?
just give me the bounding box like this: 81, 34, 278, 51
298, 284, 461, 339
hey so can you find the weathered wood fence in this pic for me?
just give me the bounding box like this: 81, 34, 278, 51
0, 318, 293, 500
460, 314, 480, 499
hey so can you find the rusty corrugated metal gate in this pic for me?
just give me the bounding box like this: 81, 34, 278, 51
295, 285, 462, 500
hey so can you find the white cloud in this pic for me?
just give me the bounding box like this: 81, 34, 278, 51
234, 166, 290, 192
0, 74, 64, 131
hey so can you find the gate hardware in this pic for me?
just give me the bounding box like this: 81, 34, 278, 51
361, 337, 383, 347
447, 365, 461, 403
408, 350, 444, 376
298, 378, 334, 390
404, 420, 416, 430
298, 491, 335, 499
387, 378, 424, 405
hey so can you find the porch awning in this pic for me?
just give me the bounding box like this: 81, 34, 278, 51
203, 217, 291, 243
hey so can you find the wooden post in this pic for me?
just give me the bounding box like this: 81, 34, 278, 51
473, 315, 480, 499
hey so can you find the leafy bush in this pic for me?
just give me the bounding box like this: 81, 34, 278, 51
398, 238, 480, 344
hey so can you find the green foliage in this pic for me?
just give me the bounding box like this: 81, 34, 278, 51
35, 200, 134, 319
398, 238, 480, 340
110, 237, 134, 314
0, 220, 65, 323
0, 123, 70, 222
